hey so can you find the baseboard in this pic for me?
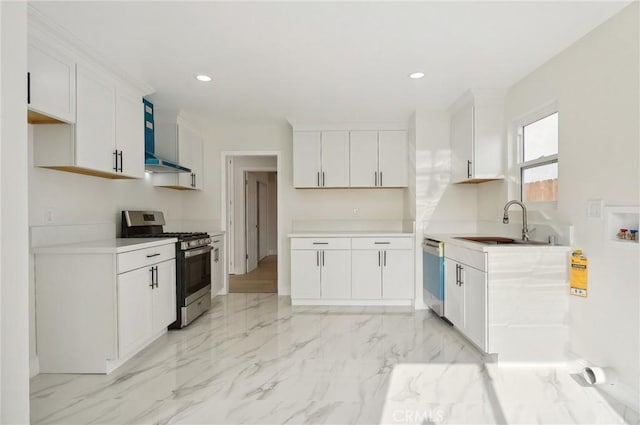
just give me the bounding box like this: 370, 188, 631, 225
268, 249, 277, 256
30, 355, 40, 378
291, 298, 413, 306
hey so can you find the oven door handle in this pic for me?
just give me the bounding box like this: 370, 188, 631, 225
184, 245, 213, 258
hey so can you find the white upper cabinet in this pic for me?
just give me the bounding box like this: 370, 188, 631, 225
33, 63, 146, 179
350, 130, 408, 188
292, 131, 321, 188
115, 88, 145, 179
28, 38, 76, 123
179, 124, 204, 190
320, 131, 350, 187
378, 131, 408, 187
293, 131, 349, 188
75, 64, 117, 174
152, 119, 204, 190
349, 131, 378, 187
450, 90, 504, 183
29, 19, 151, 180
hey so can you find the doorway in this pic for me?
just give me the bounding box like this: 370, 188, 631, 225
222, 154, 278, 294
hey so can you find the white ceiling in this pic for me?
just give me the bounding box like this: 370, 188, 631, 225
31, 1, 630, 125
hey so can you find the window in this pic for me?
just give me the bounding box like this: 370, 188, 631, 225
518, 111, 558, 204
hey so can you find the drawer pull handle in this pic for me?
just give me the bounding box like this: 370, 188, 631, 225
146, 253, 161, 258
312, 242, 329, 245
374, 242, 390, 245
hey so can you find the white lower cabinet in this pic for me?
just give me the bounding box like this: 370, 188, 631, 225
320, 250, 351, 299
291, 236, 414, 305
290, 249, 351, 299
35, 240, 176, 374
382, 250, 414, 299
444, 246, 487, 351
351, 250, 382, 299
117, 266, 154, 359
118, 259, 176, 359
291, 250, 321, 299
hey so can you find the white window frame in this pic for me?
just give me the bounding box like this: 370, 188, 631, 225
513, 102, 559, 210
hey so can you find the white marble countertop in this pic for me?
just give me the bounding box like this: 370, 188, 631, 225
424, 233, 571, 252
32, 238, 178, 254
288, 231, 415, 238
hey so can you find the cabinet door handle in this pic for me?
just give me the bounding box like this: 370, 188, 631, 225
118, 150, 123, 172
374, 171, 377, 186
316, 251, 319, 267
455, 264, 460, 286
322, 172, 325, 187
154, 266, 159, 288
27, 72, 31, 104
467, 160, 472, 178
380, 172, 383, 186
383, 250, 387, 267
322, 250, 325, 266
378, 251, 381, 267
149, 267, 155, 288
113, 150, 118, 172
459, 265, 464, 286
317, 172, 320, 187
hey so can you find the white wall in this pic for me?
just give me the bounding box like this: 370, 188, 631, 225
1, 2, 30, 422
478, 3, 639, 409
181, 119, 406, 295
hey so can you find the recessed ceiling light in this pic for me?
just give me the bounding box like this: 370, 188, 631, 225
409, 72, 425, 79
195, 74, 212, 82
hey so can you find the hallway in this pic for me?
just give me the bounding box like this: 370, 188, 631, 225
228, 255, 277, 293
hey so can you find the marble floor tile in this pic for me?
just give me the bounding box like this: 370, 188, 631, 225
30, 293, 638, 425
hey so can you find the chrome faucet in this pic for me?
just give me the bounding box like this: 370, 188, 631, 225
503, 200, 530, 241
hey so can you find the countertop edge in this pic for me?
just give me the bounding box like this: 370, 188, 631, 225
288, 232, 415, 238
424, 233, 572, 252
32, 238, 178, 254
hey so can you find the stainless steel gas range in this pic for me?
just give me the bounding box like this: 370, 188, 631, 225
121, 210, 212, 328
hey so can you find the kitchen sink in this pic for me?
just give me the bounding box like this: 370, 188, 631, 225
454, 236, 551, 246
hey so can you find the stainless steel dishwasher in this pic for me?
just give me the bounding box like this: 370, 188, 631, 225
422, 238, 445, 317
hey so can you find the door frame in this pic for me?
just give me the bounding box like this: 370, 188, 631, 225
244, 171, 259, 273
257, 179, 268, 260
221, 151, 281, 295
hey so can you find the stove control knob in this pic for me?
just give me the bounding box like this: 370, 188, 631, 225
204, 238, 212, 245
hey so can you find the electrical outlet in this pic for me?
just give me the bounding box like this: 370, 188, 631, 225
353, 208, 359, 216
46, 209, 54, 223
586, 199, 603, 219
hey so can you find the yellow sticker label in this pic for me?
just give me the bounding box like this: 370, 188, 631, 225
570, 251, 588, 297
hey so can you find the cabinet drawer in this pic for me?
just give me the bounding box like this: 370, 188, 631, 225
290, 238, 351, 250
117, 244, 175, 274
351, 237, 413, 250
445, 244, 486, 271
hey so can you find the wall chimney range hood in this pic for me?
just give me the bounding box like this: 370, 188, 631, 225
143, 99, 192, 173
